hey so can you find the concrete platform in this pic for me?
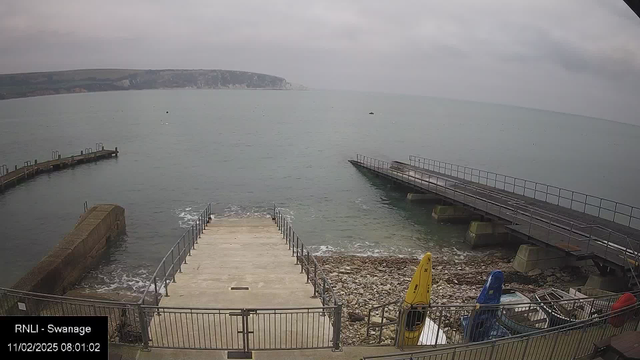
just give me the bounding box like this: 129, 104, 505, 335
148, 217, 331, 350
159, 217, 320, 308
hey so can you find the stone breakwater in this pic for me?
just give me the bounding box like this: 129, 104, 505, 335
316, 249, 591, 346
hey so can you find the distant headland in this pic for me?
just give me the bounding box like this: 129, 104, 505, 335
0, 69, 307, 100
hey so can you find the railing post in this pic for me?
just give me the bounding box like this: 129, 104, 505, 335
322, 278, 327, 306
434, 307, 443, 347
306, 251, 311, 283
295, 236, 299, 263
162, 262, 169, 297
396, 307, 405, 349
300, 243, 304, 273
153, 276, 159, 306
190, 227, 194, 252
138, 305, 150, 350
178, 241, 183, 270
171, 250, 176, 283
312, 262, 317, 297
332, 303, 342, 351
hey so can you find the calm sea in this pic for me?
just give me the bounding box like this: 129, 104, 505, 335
1, 89, 639, 293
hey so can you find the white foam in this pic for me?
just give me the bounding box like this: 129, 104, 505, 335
79, 266, 151, 296
220, 204, 271, 219
308, 243, 422, 258
176, 210, 200, 228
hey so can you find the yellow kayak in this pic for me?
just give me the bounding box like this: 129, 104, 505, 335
401, 252, 432, 346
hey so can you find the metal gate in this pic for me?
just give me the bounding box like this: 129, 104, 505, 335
143, 305, 341, 351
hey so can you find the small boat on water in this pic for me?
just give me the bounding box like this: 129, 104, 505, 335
534, 288, 586, 326
499, 289, 549, 334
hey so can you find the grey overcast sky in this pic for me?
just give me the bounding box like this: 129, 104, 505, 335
1, 1, 639, 124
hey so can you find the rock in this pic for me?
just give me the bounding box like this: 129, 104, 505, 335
546, 276, 556, 282
382, 329, 395, 340
370, 316, 383, 325
561, 276, 572, 282
385, 314, 398, 322
528, 268, 542, 276
369, 112, 374, 115
348, 312, 365, 322
313, 246, 566, 347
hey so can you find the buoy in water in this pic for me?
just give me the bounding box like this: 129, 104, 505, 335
369, 112, 374, 115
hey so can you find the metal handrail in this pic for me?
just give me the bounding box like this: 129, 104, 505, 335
354, 155, 638, 272
408, 155, 640, 230
365, 288, 640, 345
0, 287, 141, 306
140, 203, 212, 305
273, 205, 340, 307
371, 289, 640, 314
365, 301, 640, 359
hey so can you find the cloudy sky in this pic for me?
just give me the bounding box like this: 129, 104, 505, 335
1, 1, 639, 124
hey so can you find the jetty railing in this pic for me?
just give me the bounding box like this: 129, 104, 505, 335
273, 206, 340, 308
0, 287, 145, 346
140, 203, 212, 306
405, 155, 640, 288
354, 155, 640, 276
364, 301, 640, 360
140, 305, 340, 351
408, 155, 640, 230
366, 289, 639, 348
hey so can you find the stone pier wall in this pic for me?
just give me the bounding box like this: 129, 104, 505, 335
12, 204, 125, 295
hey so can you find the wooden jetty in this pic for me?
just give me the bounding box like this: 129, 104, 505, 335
0, 147, 118, 192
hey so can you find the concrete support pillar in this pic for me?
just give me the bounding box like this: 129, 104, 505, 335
406, 193, 439, 202
512, 244, 572, 272
431, 205, 473, 223
584, 275, 627, 293
465, 221, 508, 248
